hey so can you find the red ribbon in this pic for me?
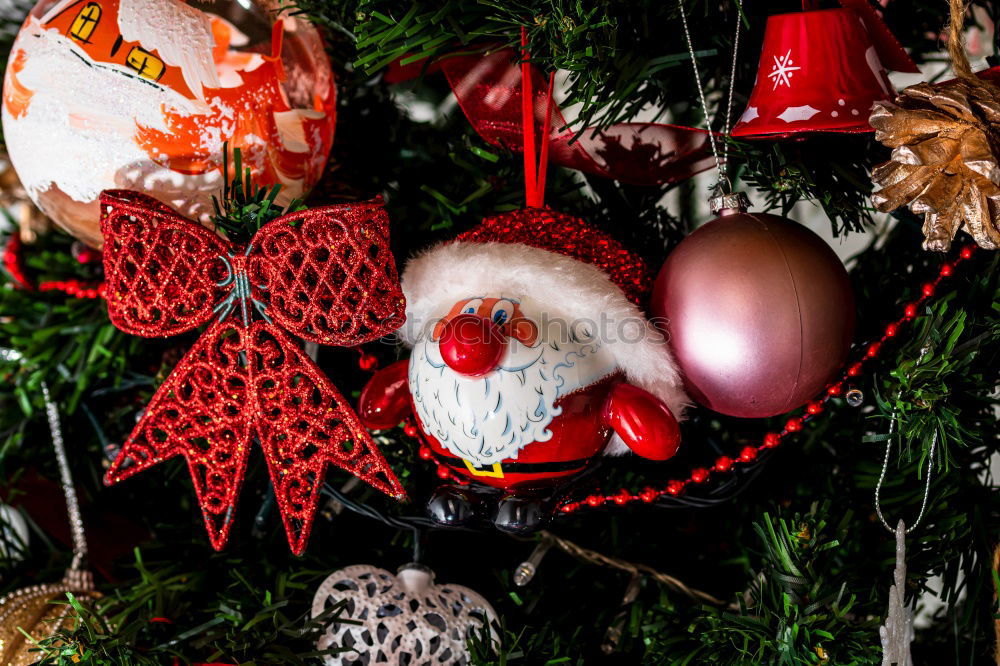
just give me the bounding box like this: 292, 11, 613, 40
389, 47, 714, 187
99, 190, 407, 555
519, 28, 555, 207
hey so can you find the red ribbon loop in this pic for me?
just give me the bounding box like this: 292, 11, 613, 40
436, 46, 713, 187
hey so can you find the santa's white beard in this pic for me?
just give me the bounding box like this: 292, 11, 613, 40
409, 335, 613, 466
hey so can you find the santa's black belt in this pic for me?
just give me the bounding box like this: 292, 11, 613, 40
440, 456, 590, 479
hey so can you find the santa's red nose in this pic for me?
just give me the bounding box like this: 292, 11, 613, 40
439, 314, 506, 377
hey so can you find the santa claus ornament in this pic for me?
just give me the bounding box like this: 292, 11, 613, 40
2, 0, 336, 248
359, 209, 686, 533
359, 33, 687, 533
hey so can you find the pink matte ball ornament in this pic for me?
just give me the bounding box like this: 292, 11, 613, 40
651, 199, 855, 418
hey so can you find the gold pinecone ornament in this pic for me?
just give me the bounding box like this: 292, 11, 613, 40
870, 0, 1000, 252
0, 569, 100, 665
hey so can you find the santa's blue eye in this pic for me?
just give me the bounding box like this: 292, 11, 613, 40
491, 299, 515, 326
460, 298, 483, 315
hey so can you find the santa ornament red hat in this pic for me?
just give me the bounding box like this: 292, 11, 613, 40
398, 207, 688, 451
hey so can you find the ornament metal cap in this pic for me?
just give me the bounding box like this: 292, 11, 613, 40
397, 562, 434, 575
709, 192, 751, 215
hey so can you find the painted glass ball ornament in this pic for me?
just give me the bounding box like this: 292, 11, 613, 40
651, 193, 855, 418
2, 0, 337, 248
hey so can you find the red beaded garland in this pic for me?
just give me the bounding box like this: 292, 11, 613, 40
38, 280, 106, 299
714, 456, 733, 472
2, 235, 31, 289
555, 243, 975, 514
358, 352, 379, 371
690, 468, 710, 483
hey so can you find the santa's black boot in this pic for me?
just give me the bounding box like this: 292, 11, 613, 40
426, 484, 476, 527
493, 494, 548, 535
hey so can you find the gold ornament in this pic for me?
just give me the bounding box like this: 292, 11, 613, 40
0, 355, 103, 665
0, 569, 100, 665
870, 0, 1000, 252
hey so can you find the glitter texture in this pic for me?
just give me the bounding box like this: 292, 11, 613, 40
0, 577, 101, 665
100, 190, 407, 555
459, 208, 653, 306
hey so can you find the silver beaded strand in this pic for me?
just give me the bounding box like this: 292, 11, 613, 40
1, 348, 90, 574
873, 345, 938, 535
874, 418, 937, 535
41, 381, 89, 570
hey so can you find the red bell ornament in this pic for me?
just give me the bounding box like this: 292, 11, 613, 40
732, 2, 918, 138
652, 193, 855, 419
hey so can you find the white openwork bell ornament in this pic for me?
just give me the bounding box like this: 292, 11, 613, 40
311, 563, 500, 665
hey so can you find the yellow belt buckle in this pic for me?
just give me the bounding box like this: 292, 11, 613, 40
463, 460, 504, 478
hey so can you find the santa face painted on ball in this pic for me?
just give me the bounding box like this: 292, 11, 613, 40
358, 209, 688, 533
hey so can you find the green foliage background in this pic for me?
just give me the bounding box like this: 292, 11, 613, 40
0, 1, 997, 664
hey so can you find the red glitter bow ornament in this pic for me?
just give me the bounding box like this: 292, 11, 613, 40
100, 190, 407, 555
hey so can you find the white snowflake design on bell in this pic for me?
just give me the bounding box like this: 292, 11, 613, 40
768, 49, 801, 89
312, 563, 500, 665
